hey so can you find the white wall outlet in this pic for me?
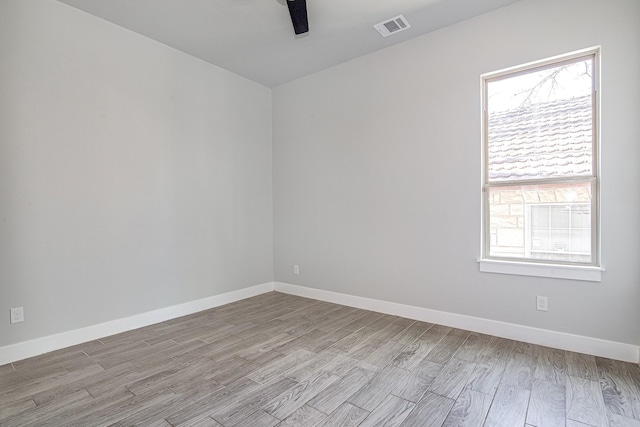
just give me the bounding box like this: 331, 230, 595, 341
536, 296, 548, 312
293, 264, 300, 275
10, 307, 24, 324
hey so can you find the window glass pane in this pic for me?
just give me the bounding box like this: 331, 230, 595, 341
571, 205, 591, 228
487, 181, 592, 263
531, 206, 549, 227
571, 229, 591, 253
549, 206, 570, 228
530, 229, 549, 251
487, 57, 593, 182
549, 229, 571, 252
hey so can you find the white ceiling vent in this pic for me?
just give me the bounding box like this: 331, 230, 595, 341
373, 15, 411, 37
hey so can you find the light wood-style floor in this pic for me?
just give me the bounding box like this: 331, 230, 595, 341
1, 292, 639, 427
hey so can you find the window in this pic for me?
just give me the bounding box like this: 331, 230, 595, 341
480, 48, 601, 280
527, 203, 591, 261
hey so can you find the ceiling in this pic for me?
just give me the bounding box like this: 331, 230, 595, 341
57, 0, 522, 88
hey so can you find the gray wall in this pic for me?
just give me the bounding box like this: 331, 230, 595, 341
273, 0, 640, 345
0, 0, 273, 347
2, 0, 638, 352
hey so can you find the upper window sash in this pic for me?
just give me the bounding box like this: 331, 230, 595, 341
484, 53, 597, 185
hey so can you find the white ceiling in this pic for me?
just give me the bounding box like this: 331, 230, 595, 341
57, 0, 522, 88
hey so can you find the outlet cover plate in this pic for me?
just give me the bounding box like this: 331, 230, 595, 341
536, 296, 548, 312
10, 307, 24, 324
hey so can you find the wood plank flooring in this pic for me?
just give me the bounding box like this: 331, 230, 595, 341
1, 291, 639, 426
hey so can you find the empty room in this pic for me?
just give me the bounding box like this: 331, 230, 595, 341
1, 0, 639, 426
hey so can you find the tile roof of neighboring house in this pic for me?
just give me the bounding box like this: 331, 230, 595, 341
487, 95, 593, 181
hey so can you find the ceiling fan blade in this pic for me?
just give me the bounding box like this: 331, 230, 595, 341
287, 0, 308, 35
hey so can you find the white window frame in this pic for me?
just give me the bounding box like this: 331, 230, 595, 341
479, 47, 603, 282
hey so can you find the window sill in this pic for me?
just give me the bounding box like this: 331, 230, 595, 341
478, 259, 603, 282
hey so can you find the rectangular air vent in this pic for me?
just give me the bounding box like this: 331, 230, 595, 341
374, 15, 411, 37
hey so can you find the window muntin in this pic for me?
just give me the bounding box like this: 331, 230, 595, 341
482, 50, 599, 267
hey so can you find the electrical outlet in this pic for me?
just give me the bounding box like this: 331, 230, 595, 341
10, 307, 24, 324
293, 264, 300, 275
536, 296, 548, 312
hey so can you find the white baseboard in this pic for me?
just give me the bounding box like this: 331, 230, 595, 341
3, 281, 637, 365
274, 282, 640, 364
0, 282, 275, 366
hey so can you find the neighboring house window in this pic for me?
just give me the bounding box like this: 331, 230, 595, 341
525, 203, 591, 262
481, 48, 600, 278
